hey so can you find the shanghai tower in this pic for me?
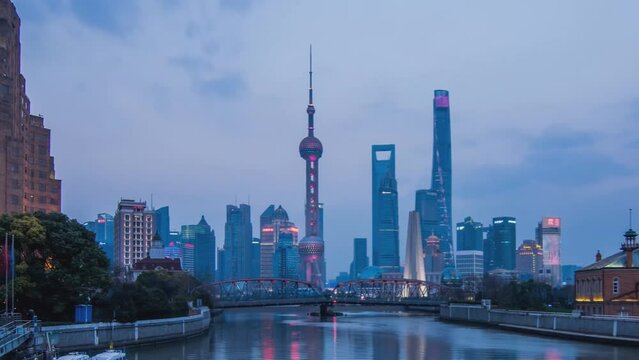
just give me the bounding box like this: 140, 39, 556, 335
298, 47, 325, 289
430, 89, 453, 265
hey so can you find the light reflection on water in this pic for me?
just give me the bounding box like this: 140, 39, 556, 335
124, 306, 634, 360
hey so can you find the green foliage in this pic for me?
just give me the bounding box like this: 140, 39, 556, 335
102, 271, 202, 322
482, 277, 572, 311
0, 213, 111, 321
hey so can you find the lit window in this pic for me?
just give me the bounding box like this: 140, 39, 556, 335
613, 277, 620, 295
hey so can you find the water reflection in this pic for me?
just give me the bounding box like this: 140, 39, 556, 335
124, 307, 636, 360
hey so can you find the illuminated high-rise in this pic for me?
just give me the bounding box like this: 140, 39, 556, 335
259, 205, 299, 278
430, 90, 453, 265
372, 144, 399, 268
298, 47, 325, 288
536, 217, 562, 286
516, 239, 543, 281
486, 217, 517, 271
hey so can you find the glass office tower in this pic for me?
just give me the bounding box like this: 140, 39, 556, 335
371, 144, 399, 268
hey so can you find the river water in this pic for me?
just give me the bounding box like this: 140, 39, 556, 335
124, 307, 633, 359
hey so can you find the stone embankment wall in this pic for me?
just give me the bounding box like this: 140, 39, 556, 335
440, 304, 639, 344
36, 307, 211, 352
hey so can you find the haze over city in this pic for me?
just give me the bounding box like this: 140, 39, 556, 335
14, 0, 639, 278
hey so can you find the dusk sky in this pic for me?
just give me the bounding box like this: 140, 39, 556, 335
14, 0, 639, 278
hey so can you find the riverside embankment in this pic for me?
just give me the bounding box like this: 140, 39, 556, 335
35, 307, 211, 352
440, 304, 639, 345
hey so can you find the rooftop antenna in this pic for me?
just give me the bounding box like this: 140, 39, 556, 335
309, 43, 313, 105
630, 208, 633, 229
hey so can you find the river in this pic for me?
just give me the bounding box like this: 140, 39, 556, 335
123, 306, 634, 359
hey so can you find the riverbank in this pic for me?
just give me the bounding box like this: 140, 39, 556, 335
440, 304, 639, 345
35, 307, 211, 352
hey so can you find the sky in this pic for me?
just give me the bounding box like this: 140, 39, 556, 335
13, 0, 639, 278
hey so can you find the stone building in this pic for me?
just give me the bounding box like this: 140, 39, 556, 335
575, 226, 639, 316
0, 0, 61, 215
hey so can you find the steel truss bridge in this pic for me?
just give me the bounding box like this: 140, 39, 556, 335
202, 278, 450, 309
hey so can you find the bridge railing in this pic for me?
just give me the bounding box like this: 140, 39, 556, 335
0, 320, 34, 357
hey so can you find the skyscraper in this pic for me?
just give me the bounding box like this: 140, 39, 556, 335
251, 237, 260, 278
155, 206, 170, 247
298, 48, 325, 289
430, 90, 453, 265
456, 216, 483, 251
487, 217, 517, 270
182, 216, 216, 282
113, 199, 155, 271
424, 233, 444, 284
372, 144, 400, 268
536, 217, 562, 286
0, 1, 61, 215
223, 204, 253, 280
83, 213, 114, 268
516, 239, 543, 281
404, 211, 426, 281
349, 238, 369, 280
259, 205, 299, 278
273, 232, 300, 280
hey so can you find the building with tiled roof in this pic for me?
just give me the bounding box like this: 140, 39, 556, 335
575, 223, 639, 316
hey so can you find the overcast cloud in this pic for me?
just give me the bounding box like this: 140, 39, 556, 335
14, 0, 639, 278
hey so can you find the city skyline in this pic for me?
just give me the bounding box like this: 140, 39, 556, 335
12, 1, 639, 278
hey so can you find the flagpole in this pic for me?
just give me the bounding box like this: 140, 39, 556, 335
11, 234, 14, 314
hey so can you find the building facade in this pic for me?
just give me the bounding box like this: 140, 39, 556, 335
259, 205, 299, 278
222, 204, 253, 280
485, 217, 517, 271
456, 216, 483, 251
536, 217, 562, 287
113, 199, 155, 271
83, 213, 114, 268
298, 50, 325, 289
273, 232, 300, 280
403, 211, 426, 281
425, 233, 444, 284
456, 250, 483, 292
575, 227, 639, 316
516, 239, 543, 281
0, 1, 61, 215
155, 206, 170, 247
430, 90, 453, 265
372, 144, 400, 268
349, 238, 369, 280
182, 216, 216, 282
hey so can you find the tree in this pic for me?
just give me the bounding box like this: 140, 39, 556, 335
0, 213, 111, 321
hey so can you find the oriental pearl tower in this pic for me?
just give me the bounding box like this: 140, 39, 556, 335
298, 46, 325, 289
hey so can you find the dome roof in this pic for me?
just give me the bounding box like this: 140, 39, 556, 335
299, 235, 324, 256
299, 136, 323, 159
273, 205, 289, 222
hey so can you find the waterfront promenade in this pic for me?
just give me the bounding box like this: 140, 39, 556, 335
440, 303, 639, 345
34, 307, 211, 352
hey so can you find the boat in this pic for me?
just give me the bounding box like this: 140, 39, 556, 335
55, 353, 90, 360
90, 350, 127, 360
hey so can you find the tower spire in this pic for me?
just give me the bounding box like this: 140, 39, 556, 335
309, 44, 313, 105
306, 44, 316, 136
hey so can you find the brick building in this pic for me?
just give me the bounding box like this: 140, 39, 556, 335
0, 0, 61, 215
575, 227, 639, 316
